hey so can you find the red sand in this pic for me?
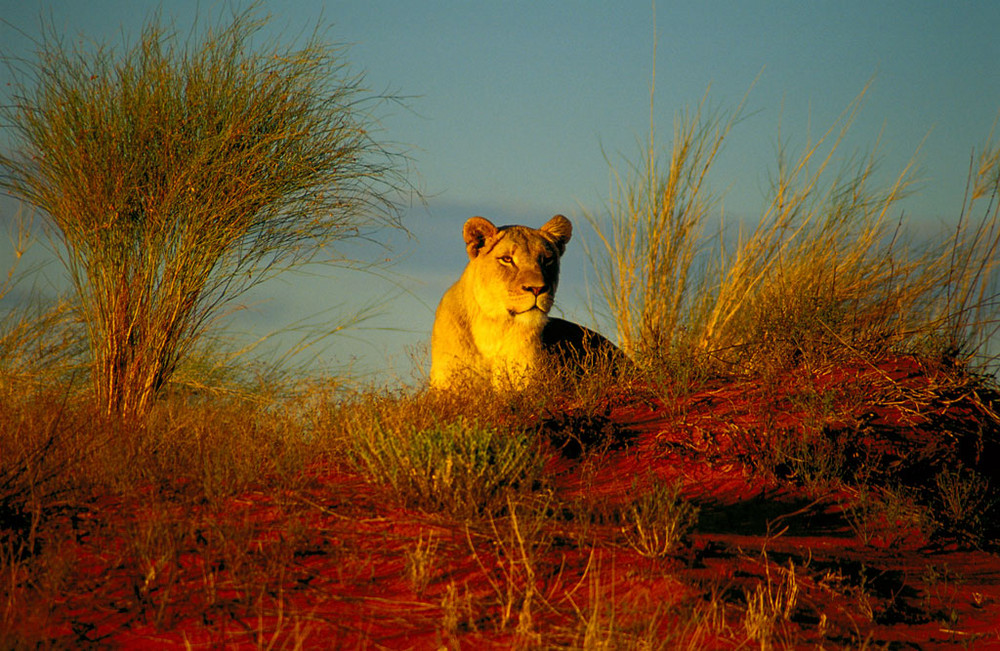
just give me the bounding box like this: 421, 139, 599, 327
12, 355, 1000, 648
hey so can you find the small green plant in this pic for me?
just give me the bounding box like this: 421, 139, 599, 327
619, 478, 699, 558
345, 415, 545, 517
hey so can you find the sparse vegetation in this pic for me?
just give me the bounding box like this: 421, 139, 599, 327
743, 557, 800, 650
3, 10, 1000, 646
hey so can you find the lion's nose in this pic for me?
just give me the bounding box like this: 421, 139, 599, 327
523, 284, 548, 297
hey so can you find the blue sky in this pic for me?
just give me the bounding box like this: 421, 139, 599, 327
2, 1, 1000, 382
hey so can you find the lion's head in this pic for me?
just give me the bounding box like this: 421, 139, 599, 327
462, 214, 573, 327
429, 214, 577, 389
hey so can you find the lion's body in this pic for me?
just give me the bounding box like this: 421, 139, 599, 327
430, 215, 623, 389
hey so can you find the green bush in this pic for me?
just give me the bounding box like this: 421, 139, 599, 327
346, 416, 546, 518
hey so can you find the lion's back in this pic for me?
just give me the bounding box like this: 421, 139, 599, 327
541, 317, 629, 376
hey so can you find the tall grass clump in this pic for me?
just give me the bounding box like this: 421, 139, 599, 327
589, 82, 1000, 375
697, 90, 923, 370
586, 93, 742, 364
0, 8, 408, 416
935, 126, 1000, 362
708, 114, 1000, 373
620, 477, 698, 558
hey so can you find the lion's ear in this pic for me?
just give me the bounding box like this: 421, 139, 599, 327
463, 216, 498, 259
541, 214, 572, 255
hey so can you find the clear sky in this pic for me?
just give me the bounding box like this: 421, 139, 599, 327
2, 1, 1000, 382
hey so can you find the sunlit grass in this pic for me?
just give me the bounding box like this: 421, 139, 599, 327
1, 333, 998, 646
585, 92, 741, 365
588, 85, 1000, 378
0, 7, 408, 416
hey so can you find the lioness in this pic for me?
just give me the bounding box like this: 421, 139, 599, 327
430, 214, 621, 389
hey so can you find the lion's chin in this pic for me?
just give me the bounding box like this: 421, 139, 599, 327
509, 306, 548, 327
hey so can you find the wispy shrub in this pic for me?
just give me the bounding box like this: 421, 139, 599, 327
589, 83, 1000, 375
743, 557, 799, 648
931, 465, 995, 545
844, 485, 934, 548
0, 8, 408, 416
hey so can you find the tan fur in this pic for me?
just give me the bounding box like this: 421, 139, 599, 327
430, 215, 572, 389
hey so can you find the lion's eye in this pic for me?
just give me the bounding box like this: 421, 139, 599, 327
499, 255, 514, 265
